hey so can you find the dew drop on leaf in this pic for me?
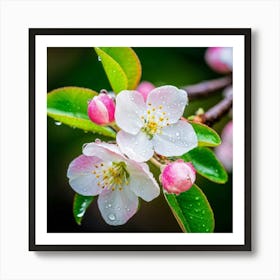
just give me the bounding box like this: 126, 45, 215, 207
54, 121, 62, 126
77, 208, 86, 217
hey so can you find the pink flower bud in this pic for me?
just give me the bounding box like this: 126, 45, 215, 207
136, 81, 155, 102
215, 121, 233, 171
205, 47, 233, 73
87, 93, 115, 125
160, 160, 196, 194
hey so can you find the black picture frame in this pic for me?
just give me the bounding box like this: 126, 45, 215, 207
29, 28, 251, 251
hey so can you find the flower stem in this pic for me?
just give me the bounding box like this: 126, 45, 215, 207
149, 157, 164, 170
109, 123, 120, 133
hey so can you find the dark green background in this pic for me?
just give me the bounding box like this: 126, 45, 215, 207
47, 47, 232, 233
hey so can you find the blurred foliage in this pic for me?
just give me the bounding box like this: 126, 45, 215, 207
47, 47, 232, 233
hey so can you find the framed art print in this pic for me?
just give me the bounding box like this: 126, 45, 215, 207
29, 28, 251, 251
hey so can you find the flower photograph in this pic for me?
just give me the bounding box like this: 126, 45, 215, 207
46, 46, 233, 233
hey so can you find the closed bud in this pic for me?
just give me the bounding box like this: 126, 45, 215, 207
87, 93, 115, 125
205, 47, 233, 73
160, 160, 196, 194
136, 81, 155, 102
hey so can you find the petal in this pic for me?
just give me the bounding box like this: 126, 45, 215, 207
83, 142, 124, 162
116, 130, 154, 162
153, 120, 198, 157
97, 188, 139, 226
126, 161, 160, 202
67, 155, 103, 196
147, 86, 188, 124
115, 90, 146, 134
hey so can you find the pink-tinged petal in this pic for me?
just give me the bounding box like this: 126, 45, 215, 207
221, 121, 233, 145
98, 94, 115, 122
137, 81, 155, 102
97, 188, 139, 226
83, 142, 124, 162
215, 121, 233, 171
116, 130, 154, 162
67, 155, 103, 196
153, 120, 197, 157
205, 47, 232, 73
146, 86, 188, 124
115, 90, 146, 135
126, 161, 160, 202
215, 143, 233, 172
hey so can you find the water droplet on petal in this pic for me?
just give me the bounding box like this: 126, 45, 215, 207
175, 132, 180, 137
54, 121, 62, 126
108, 213, 116, 221
82, 143, 89, 150
108, 204, 112, 208
95, 138, 101, 143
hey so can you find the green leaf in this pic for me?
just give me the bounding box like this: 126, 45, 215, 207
189, 121, 221, 147
47, 87, 116, 138
95, 47, 142, 93
73, 194, 95, 225
182, 147, 228, 184
164, 185, 215, 233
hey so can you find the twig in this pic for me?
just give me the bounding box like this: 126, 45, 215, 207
183, 76, 232, 100
203, 94, 233, 126
184, 92, 233, 126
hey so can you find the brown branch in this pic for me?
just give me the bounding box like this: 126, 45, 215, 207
202, 93, 233, 126
183, 76, 232, 100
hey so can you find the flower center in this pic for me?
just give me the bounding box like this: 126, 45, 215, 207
92, 161, 129, 191
141, 103, 170, 139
